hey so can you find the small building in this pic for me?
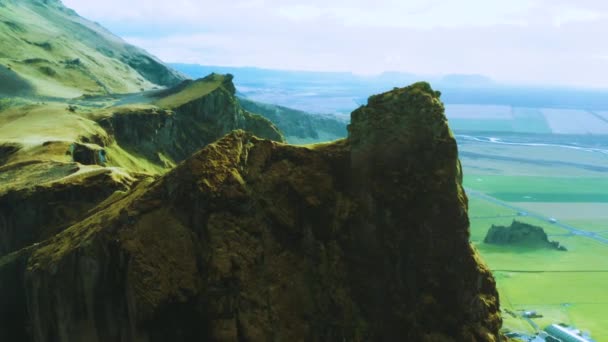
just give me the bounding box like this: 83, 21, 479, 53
548, 218, 558, 224
523, 310, 541, 318
545, 324, 592, 342
532, 332, 551, 342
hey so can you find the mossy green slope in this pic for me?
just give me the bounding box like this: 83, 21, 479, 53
0, 0, 184, 98
0, 83, 501, 341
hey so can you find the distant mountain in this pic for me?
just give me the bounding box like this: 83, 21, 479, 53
170, 64, 359, 85
171, 64, 487, 89
439, 74, 494, 87
174, 63, 608, 112
0, 0, 185, 98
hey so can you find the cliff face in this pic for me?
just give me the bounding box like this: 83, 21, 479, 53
0, 166, 135, 256
0, 83, 501, 341
0, 74, 284, 262
100, 74, 284, 164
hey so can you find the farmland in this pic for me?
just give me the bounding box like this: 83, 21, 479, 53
446, 104, 608, 135
464, 175, 608, 202
463, 134, 608, 340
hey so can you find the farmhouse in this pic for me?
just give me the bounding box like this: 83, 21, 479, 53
545, 324, 593, 342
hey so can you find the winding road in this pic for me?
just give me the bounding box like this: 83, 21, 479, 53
456, 134, 608, 156
465, 188, 608, 245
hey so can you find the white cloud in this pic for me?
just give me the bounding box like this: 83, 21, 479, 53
551, 5, 605, 27
61, 0, 608, 87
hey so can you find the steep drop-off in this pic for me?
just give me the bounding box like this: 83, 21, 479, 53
0, 83, 501, 341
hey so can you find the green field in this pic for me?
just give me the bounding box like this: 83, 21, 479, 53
465, 175, 608, 202
445, 104, 608, 134
467, 176, 608, 340
511, 108, 552, 134
449, 118, 514, 132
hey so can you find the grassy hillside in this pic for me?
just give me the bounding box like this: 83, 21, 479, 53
0, 0, 184, 98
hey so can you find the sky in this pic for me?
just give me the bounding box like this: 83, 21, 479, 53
61, 0, 608, 88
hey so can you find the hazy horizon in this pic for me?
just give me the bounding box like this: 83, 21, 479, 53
62, 0, 608, 89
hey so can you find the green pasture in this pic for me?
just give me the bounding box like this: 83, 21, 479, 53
464, 175, 608, 202
467, 175, 608, 340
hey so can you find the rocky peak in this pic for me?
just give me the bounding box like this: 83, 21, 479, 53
349, 82, 455, 201
349, 82, 445, 148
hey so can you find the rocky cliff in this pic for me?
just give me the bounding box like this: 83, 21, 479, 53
0, 83, 501, 341
0, 74, 284, 262
99, 74, 284, 165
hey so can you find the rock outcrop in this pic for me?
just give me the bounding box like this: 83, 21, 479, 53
100, 74, 284, 164
484, 220, 567, 251
0, 83, 501, 341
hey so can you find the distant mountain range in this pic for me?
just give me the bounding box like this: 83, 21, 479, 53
171, 63, 494, 89
172, 63, 608, 113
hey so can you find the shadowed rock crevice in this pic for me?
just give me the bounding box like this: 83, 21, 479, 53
0, 142, 22, 166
